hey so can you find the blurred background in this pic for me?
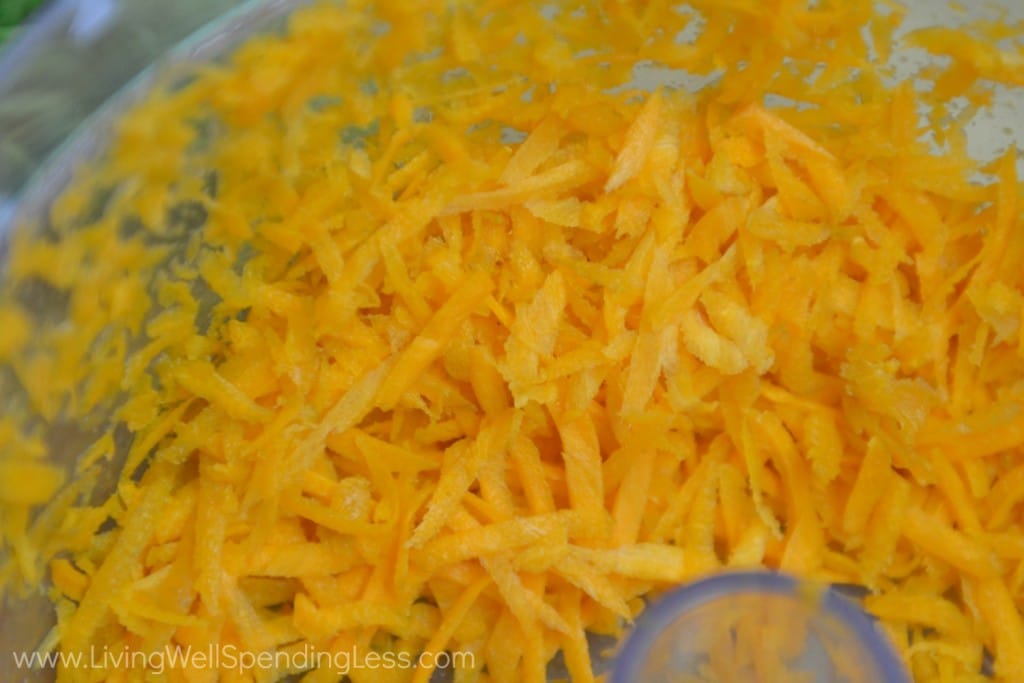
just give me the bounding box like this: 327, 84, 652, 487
0, 1, 47, 45
0, 0, 253, 233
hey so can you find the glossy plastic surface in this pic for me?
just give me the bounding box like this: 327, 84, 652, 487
610, 572, 911, 683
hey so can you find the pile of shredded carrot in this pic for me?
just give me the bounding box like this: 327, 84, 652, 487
1, 0, 1024, 681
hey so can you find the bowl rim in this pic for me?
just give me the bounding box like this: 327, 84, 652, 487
0, 0, 307, 247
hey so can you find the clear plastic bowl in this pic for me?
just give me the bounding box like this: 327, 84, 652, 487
0, 0, 301, 239
0, 3, 302, 678
0, 2, 1021, 682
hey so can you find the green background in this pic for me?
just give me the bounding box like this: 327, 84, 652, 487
0, 0, 46, 44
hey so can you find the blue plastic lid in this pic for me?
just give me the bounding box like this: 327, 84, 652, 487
611, 571, 911, 683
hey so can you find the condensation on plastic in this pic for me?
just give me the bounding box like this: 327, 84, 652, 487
889, 1, 1024, 173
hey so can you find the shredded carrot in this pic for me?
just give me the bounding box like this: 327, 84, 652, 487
1, 1, 1024, 682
